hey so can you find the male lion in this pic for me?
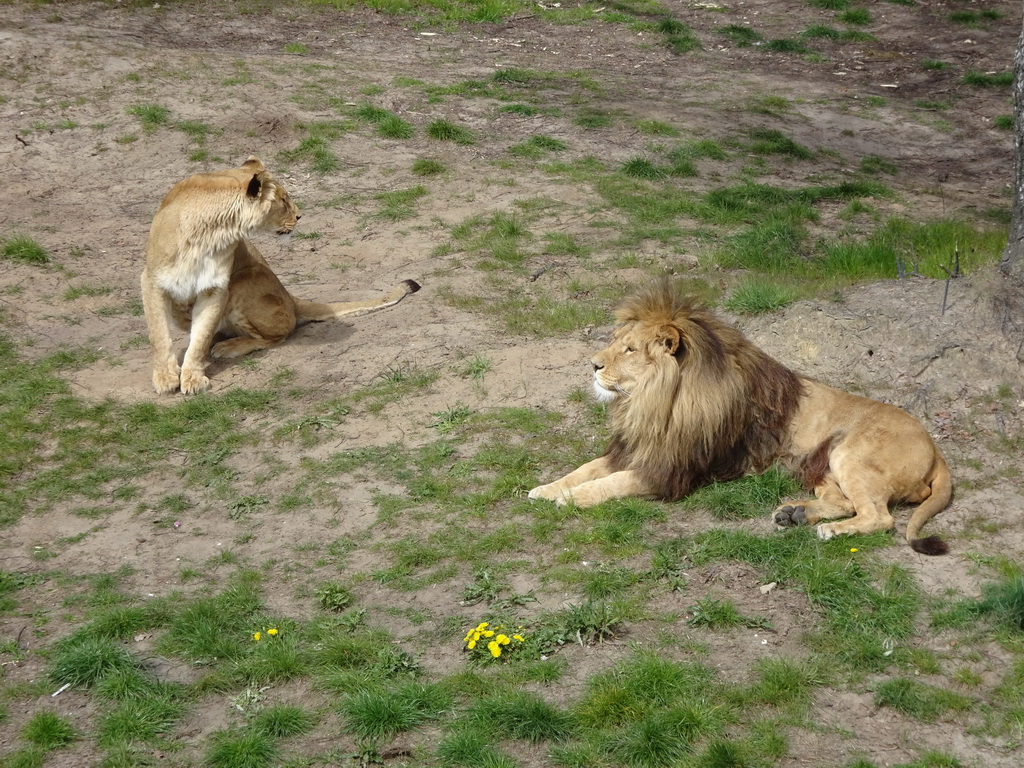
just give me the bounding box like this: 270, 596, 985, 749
529, 281, 951, 555
141, 157, 420, 394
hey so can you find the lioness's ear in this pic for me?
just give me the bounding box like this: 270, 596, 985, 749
242, 156, 265, 171
655, 325, 681, 356
246, 173, 262, 199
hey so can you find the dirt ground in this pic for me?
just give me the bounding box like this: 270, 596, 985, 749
2, 1, 1024, 766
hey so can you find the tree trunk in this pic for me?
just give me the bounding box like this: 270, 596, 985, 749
997, 14, 1024, 360
1003, 15, 1024, 281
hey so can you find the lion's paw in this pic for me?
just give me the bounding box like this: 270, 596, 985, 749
179, 368, 211, 395
816, 523, 840, 541
528, 484, 561, 502
773, 504, 807, 528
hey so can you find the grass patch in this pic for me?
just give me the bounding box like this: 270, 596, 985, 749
22, 711, 77, 749
682, 465, 803, 518
723, 278, 801, 314
412, 157, 446, 176
376, 185, 428, 221
874, 678, 973, 722
125, 102, 171, 131
428, 119, 475, 144
962, 70, 1013, 88
509, 134, 567, 158
1, 235, 50, 265
718, 25, 763, 47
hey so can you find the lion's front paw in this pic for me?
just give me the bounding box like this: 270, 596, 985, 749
816, 522, 842, 541
152, 365, 181, 395
773, 504, 808, 528
528, 484, 563, 502
179, 367, 211, 395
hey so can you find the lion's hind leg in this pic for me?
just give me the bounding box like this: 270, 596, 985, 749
813, 472, 895, 541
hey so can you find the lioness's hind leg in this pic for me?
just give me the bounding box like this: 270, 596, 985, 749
211, 334, 287, 359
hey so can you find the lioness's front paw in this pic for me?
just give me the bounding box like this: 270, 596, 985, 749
152, 366, 181, 395
773, 504, 807, 528
179, 368, 211, 395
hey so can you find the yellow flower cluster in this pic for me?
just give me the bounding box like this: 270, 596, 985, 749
462, 622, 525, 658
252, 627, 280, 642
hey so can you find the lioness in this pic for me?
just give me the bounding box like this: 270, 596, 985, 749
141, 157, 420, 394
529, 281, 951, 554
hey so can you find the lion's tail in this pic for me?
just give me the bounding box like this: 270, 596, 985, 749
294, 279, 420, 323
906, 453, 952, 556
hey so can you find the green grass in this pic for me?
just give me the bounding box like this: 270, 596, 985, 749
205, 729, 279, 768
355, 103, 414, 138
125, 102, 171, 131
682, 465, 803, 517
687, 596, 771, 630
342, 682, 451, 739
21, 711, 78, 749
428, 119, 475, 144
375, 184, 428, 221
1, 235, 50, 264
723, 278, 801, 314
412, 157, 446, 176
874, 678, 973, 722
962, 70, 1013, 88
280, 120, 349, 173
3, 12, 1018, 768
718, 25, 763, 47
747, 128, 814, 159
509, 134, 567, 158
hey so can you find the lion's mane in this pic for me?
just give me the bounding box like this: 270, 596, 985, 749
602, 281, 804, 500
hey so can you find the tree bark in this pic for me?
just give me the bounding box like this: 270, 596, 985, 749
997, 14, 1024, 359
1003, 15, 1024, 281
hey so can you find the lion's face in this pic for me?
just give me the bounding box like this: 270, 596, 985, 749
591, 320, 681, 403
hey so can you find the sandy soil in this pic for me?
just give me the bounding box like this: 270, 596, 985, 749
1, 2, 1023, 766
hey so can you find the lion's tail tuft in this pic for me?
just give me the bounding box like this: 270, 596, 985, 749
905, 453, 953, 556
909, 534, 949, 556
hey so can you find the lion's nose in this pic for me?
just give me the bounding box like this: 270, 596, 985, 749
592, 361, 603, 372
296, 213, 302, 220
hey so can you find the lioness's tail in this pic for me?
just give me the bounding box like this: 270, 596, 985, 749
295, 280, 421, 322
906, 453, 952, 556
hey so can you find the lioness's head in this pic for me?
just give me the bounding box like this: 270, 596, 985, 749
240, 156, 300, 236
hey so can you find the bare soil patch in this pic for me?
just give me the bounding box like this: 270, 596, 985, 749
1, 2, 1022, 767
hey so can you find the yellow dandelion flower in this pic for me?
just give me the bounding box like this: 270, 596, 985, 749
849, 548, 859, 553
513, 634, 525, 642
476, 622, 489, 631
267, 628, 279, 636
253, 632, 261, 642
483, 630, 494, 637
496, 634, 510, 645
488, 640, 502, 657
468, 639, 477, 649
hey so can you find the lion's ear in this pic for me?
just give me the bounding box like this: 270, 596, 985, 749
242, 156, 265, 171
655, 325, 681, 356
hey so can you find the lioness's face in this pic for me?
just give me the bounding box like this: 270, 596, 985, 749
266, 184, 300, 236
